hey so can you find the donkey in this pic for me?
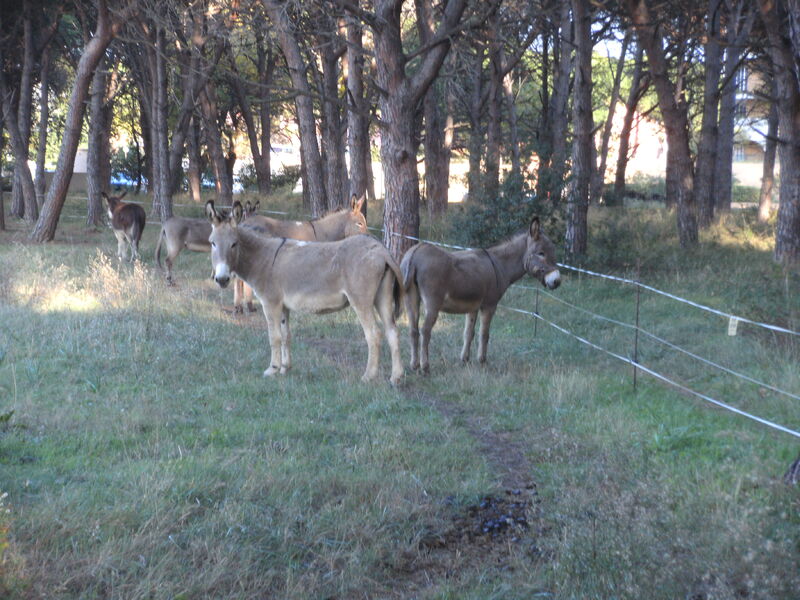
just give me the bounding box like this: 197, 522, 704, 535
104, 191, 146, 262
232, 195, 368, 313
155, 201, 259, 286
206, 200, 404, 384
400, 216, 561, 373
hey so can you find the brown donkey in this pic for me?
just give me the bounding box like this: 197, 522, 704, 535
232, 195, 368, 312
104, 191, 146, 262
207, 200, 404, 384
400, 216, 561, 373
155, 201, 259, 285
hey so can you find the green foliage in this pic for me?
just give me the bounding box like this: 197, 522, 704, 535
270, 165, 301, 191
449, 174, 565, 248
110, 146, 142, 187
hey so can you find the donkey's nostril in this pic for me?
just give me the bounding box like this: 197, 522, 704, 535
215, 275, 230, 288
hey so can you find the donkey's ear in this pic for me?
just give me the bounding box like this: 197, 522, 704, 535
232, 201, 244, 224
352, 194, 365, 213
253, 200, 260, 211
529, 216, 541, 241
206, 200, 222, 225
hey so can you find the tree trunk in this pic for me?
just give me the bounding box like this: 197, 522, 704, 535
346, 12, 369, 210
759, 0, 800, 264
591, 29, 630, 205
200, 82, 232, 206
626, 0, 698, 248
715, 0, 755, 214
31, 0, 125, 242
152, 27, 173, 220
0, 119, 5, 231
613, 42, 646, 203
695, 0, 722, 227
186, 116, 203, 203
34, 46, 51, 210
466, 46, 485, 201
503, 70, 521, 183
416, 0, 451, 217
86, 62, 109, 227
565, 0, 592, 257
263, 0, 327, 216
320, 35, 347, 210
484, 10, 503, 201
372, 0, 467, 260
758, 87, 778, 223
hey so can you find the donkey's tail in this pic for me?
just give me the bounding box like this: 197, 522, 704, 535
399, 243, 420, 293
386, 255, 405, 321
155, 226, 166, 269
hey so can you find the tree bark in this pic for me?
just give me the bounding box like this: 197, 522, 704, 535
592, 29, 630, 205
759, 0, 800, 264
695, 0, 723, 227
626, 0, 698, 248
263, 0, 327, 216
319, 30, 347, 210
565, 0, 592, 257
31, 0, 127, 242
466, 45, 485, 201
186, 115, 203, 203
758, 86, 778, 223
371, 0, 467, 260
484, 10, 503, 201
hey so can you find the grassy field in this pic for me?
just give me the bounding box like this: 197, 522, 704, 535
1, 192, 799, 599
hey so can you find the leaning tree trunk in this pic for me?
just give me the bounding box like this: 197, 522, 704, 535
263, 0, 327, 216
696, 0, 722, 227
613, 42, 646, 203
626, 0, 698, 248
31, 0, 124, 242
565, 0, 592, 257
758, 89, 778, 223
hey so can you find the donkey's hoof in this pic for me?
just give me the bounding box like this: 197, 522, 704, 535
263, 366, 280, 377
247, 302, 258, 313
389, 372, 404, 386
421, 365, 430, 376
233, 305, 244, 315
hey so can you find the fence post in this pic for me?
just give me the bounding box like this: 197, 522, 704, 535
534, 288, 540, 337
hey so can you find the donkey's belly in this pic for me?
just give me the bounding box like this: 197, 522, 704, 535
440, 293, 482, 314
285, 291, 350, 314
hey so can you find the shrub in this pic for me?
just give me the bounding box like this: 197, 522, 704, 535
449, 173, 565, 248
271, 165, 302, 191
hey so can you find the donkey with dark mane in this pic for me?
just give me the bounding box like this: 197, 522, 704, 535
207, 200, 403, 384
104, 191, 146, 262
400, 216, 561, 373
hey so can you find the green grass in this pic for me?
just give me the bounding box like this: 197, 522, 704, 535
0, 193, 799, 599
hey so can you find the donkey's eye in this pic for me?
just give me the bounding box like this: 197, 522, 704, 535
231, 242, 237, 248
537, 252, 545, 258
211, 242, 216, 248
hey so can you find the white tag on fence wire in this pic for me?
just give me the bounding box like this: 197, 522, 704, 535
728, 316, 739, 336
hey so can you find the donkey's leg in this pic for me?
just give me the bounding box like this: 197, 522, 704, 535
477, 306, 497, 364
460, 311, 478, 363
351, 302, 382, 382
420, 303, 440, 375
130, 235, 140, 262
233, 279, 244, 314
405, 282, 421, 371
279, 307, 291, 374
262, 303, 285, 377
244, 282, 256, 312
376, 277, 404, 384
114, 230, 127, 261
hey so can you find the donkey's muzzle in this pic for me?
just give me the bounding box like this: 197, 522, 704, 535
214, 274, 231, 288
544, 270, 561, 290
